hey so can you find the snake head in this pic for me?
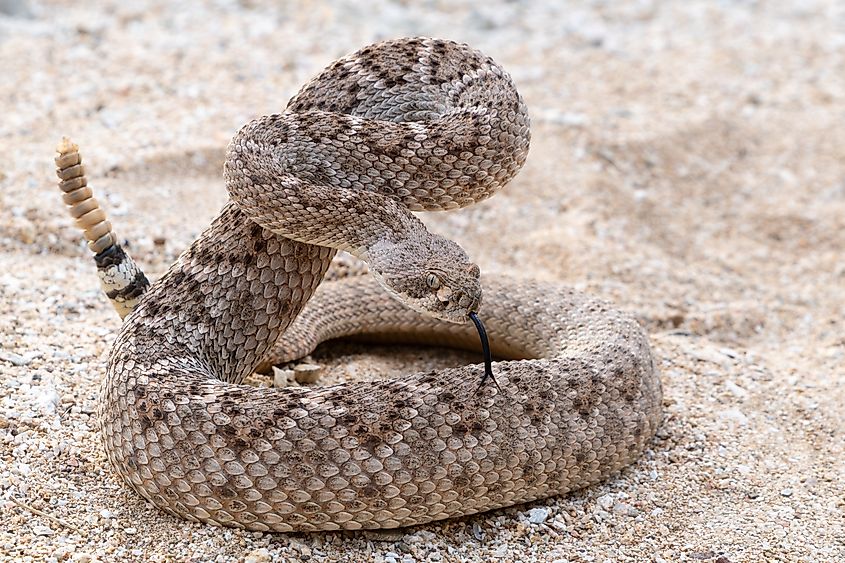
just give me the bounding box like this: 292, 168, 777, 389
367, 234, 482, 323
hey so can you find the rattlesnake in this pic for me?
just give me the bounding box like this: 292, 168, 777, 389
55, 37, 662, 532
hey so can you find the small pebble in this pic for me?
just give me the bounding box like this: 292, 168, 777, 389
244, 548, 271, 563
272, 367, 295, 388
363, 529, 404, 541
780, 488, 793, 497
124, 527, 137, 535
528, 507, 550, 524
35, 386, 61, 415
0, 350, 29, 366
724, 380, 748, 399
290, 540, 311, 557
690, 347, 732, 365
593, 509, 611, 521
613, 502, 639, 516
33, 525, 55, 536
718, 409, 749, 425
402, 533, 423, 544
293, 363, 324, 383
596, 493, 615, 511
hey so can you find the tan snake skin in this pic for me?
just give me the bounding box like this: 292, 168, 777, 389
58, 38, 662, 532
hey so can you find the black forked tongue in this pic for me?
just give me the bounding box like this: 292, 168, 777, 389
469, 312, 500, 393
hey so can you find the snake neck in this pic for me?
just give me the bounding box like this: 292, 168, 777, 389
224, 113, 426, 256
224, 112, 489, 324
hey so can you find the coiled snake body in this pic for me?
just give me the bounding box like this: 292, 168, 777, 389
56, 38, 662, 532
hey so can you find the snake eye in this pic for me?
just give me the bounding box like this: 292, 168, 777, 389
426, 273, 441, 289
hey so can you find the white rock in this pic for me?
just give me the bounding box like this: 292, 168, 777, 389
528, 507, 549, 524
290, 539, 311, 556
244, 548, 271, 563
779, 506, 796, 520
596, 493, 615, 511
613, 502, 639, 516
33, 524, 55, 536
272, 367, 295, 388
0, 351, 28, 366
718, 408, 749, 425
724, 380, 749, 399
35, 386, 61, 416
690, 347, 731, 366
593, 509, 611, 521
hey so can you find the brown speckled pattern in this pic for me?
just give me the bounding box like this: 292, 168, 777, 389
98, 38, 662, 532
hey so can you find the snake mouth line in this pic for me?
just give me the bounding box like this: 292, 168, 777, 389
469, 311, 499, 391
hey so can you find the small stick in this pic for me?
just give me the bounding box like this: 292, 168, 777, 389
469, 312, 501, 393
8, 496, 82, 534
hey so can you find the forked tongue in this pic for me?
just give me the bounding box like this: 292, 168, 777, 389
469, 312, 499, 391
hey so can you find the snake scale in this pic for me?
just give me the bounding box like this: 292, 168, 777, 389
55, 37, 662, 532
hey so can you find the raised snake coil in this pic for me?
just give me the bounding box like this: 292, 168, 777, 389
57, 38, 662, 532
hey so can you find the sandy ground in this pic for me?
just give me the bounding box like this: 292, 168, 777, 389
1, 1, 844, 561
